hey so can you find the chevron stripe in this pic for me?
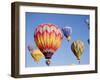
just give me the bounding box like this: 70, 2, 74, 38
34, 23, 63, 54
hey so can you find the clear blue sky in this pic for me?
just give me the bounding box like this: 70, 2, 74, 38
25, 12, 89, 67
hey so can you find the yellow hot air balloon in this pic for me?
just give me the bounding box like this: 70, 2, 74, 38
28, 45, 44, 63
71, 40, 84, 63
31, 49, 44, 63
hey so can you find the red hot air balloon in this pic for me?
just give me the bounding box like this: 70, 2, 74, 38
34, 23, 63, 66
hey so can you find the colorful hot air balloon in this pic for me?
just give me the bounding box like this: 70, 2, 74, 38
28, 45, 43, 63
71, 40, 84, 63
34, 23, 63, 66
62, 27, 72, 41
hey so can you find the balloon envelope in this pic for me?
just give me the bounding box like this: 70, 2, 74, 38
62, 27, 72, 41
31, 49, 44, 63
34, 23, 63, 65
71, 40, 84, 62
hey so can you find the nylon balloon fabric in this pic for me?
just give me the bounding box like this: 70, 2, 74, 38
34, 23, 63, 65
62, 27, 72, 41
31, 49, 44, 63
71, 40, 84, 62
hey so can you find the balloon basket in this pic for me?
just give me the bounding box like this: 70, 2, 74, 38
46, 59, 51, 66
78, 60, 80, 64
67, 36, 71, 41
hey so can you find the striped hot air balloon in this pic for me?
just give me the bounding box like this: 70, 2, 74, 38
34, 23, 63, 66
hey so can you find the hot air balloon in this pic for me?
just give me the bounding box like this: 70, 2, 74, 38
85, 19, 90, 29
28, 45, 44, 63
71, 40, 84, 63
28, 45, 33, 53
62, 26, 72, 41
85, 19, 90, 44
34, 23, 63, 66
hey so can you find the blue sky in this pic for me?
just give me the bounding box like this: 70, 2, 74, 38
25, 12, 90, 67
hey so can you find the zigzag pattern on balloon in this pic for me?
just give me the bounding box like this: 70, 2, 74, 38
34, 23, 63, 54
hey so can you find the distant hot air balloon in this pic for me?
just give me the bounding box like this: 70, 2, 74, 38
31, 49, 44, 63
62, 26, 72, 41
85, 19, 90, 29
28, 45, 44, 63
34, 23, 63, 66
85, 19, 90, 44
28, 45, 33, 53
71, 40, 84, 63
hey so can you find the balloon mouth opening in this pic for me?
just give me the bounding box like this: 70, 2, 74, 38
43, 52, 53, 59
43, 52, 53, 66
